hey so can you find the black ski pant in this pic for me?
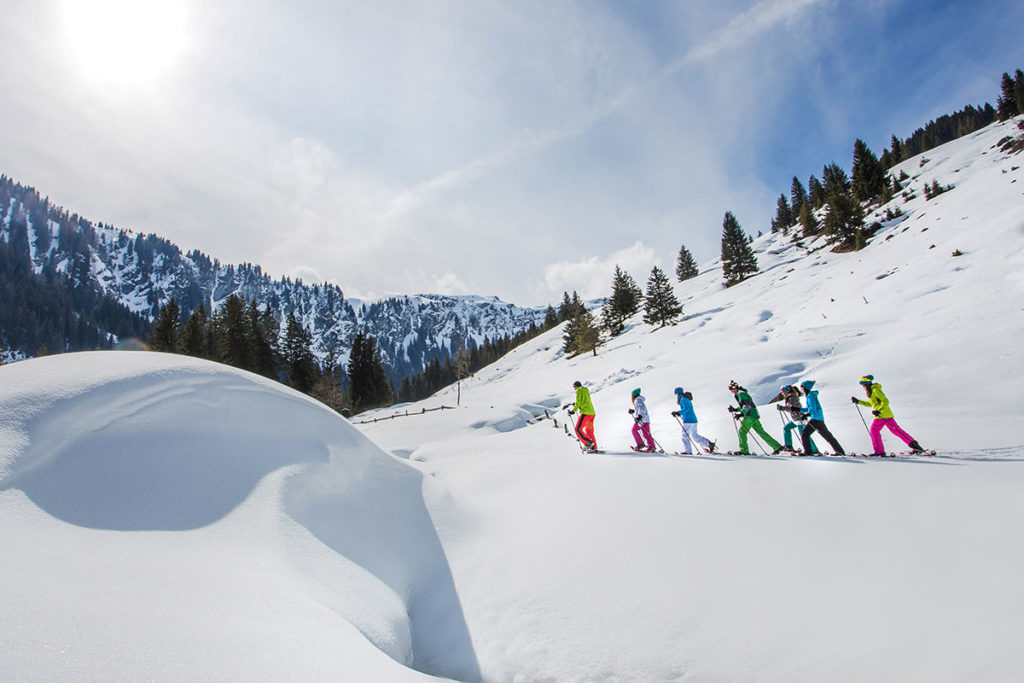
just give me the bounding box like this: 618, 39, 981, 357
802, 419, 844, 454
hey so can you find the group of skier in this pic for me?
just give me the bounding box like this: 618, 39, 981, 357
563, 374, 926, 456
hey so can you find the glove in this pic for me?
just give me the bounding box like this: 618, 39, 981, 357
634, 417, 643, 424
777, 405, 785, 411
563, 404, 571, 410
568, 410, 575, 416
670, 411, 680, 417
801, 413, 810, 420
628, 408, 635, 414
850, 397, 858, 404
872, 410, 881, 416
727, 406, 737, 413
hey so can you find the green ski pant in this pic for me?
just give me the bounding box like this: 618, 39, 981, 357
739, 417, 782, 453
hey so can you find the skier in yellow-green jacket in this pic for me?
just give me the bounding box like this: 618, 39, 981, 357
851, 375, 926, 455
564, 380, 598, 452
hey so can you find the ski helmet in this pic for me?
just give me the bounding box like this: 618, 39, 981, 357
631, 388, 642, 397
573, 380, 582, 388
858, 375, 874, 385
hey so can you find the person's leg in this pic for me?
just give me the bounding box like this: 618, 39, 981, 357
577, 414, 595, 449
813, 420, 845, 454
686, 423, 712, 451
801, 421, 819, 454
752, 420, 783, 451
737, 418, 751, 453
869, 418, 886, 454
883, 418, 916, 447
783, 421, 797, 449
641, 423, 656, 450
679, 424, 693, 454
632, 421, 644, 448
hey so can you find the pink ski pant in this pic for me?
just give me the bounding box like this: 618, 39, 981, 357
870, 417, 915, 453
632, 422, 655, 449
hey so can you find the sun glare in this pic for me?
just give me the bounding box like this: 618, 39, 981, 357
61, 0, 189, 86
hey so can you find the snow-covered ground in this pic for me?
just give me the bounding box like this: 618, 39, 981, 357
1, 117, 1023, 681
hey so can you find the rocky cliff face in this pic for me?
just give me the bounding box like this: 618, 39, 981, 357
0, 177, 546, 377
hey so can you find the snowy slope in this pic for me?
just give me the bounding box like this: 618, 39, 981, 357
0, 352, 476, 681
0, 118, 1022, 683
355, 116, 1024, 681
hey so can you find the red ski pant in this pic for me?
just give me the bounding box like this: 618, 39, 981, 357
575, 414, 596, 449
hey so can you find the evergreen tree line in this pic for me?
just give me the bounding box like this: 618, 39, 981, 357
396, 319, 553, 403
0, 200, 150, 357
560, 262, 686, 358
765, 67, 1022, 253
149, 293, 394, 415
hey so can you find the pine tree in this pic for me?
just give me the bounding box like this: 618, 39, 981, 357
215, 294, 251, 370
887, 134, 904, 168
283, 312, 317, 392
642, 266, 683, 328
790, 177, 808, 219
851, 139, 885, 203
557, 291, 574, 322
347, 332, 392, 412
720, 211, 759, 286
179, 302, 210, 358
565, 306, 601, 357
675, 244, 699, 282
310, 349, 349, 414
772, 194, 793, 233
601, 266, 643, 336
798, 201, 818, 239
1015, 69, 1024, 117
148, 296, 180, 352
562, 291, 587, 355
821, 163, 865, 248
997, 72, 1019, 120
248, 301, 280, 379
808, 175, 826, 210
543, 305, 559, 329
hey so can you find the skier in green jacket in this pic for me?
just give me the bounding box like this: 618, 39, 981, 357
728, 380, 783, 454
565, 380, 598, 451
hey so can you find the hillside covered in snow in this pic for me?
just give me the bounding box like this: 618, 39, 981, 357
1, 117, 1022, 681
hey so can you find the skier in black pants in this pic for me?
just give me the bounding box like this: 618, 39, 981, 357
798, 380, 845, 455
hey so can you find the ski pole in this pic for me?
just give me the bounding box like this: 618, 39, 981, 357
671, 411, 704, 454
854, 403, 871, 437
673, 413, 706, 454
730, 410, 741, 452
747, 428, 769, 456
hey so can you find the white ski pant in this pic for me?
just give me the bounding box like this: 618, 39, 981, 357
679, 422, 711, 454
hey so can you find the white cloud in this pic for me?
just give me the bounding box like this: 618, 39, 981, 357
540, 242, 659, 302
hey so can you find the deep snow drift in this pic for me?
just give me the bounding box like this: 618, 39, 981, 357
0, 352, 476, 681
1, 117, 1023, 682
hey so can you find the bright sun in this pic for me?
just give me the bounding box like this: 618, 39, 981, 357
61, 0, 189, 86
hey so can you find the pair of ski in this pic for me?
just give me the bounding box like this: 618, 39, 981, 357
707, 450, 937, 459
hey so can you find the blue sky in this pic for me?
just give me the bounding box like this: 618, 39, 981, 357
1, 0, 1021, 306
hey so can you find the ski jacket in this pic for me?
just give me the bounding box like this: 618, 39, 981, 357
856, 383, 893, 419
675, 394, 698, 423
782, 394, 803, 420
804, 390, 825, 422
632, 395, 650, 423
735, 390, 759, 419
575, 386, 595, 416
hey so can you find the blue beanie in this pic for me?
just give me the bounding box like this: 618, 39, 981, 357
674, 387, 684, 395
801, 380, 815, 391
631, 388, 641, 397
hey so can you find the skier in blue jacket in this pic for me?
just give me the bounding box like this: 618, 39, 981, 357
799, 380, 845, 455
671, 387, 716, 454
